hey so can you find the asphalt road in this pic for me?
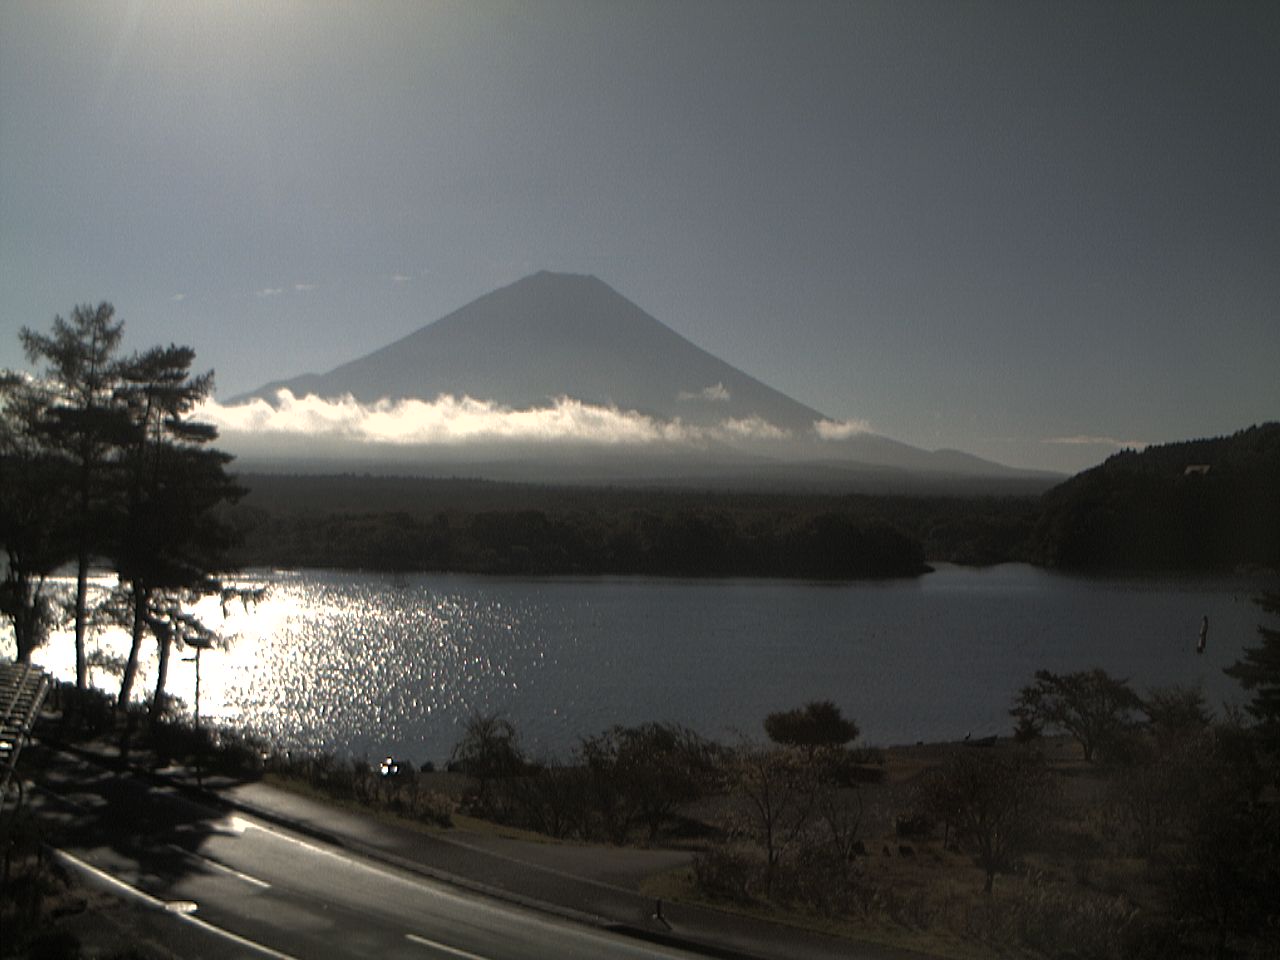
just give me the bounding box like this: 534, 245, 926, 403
33, 749, 704, 960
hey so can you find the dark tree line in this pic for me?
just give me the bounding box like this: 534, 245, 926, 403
225, 472, 1046, 575
0, 304, 242, 721
222, 422, 1278, 579
228, 505, 931, 579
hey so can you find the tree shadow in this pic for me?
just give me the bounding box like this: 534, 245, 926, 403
19, 688, 270, 924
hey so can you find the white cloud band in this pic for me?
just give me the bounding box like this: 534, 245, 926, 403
1043, 435, 1148, 450
201, 390, 802, 448
677, 382, 731, 403
814, 418, 874, 441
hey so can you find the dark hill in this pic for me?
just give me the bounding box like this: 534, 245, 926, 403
1029, 423, 1280, 572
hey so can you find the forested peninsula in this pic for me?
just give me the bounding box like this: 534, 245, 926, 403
222, 423, 1280, 578
1027, 422, 1280, 572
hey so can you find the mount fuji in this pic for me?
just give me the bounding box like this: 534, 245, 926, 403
223, 272, 1057, 489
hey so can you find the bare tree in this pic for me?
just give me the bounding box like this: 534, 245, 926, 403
726, 743, 814, 896
921, 747, 1049, 893
449, 711, 525, 812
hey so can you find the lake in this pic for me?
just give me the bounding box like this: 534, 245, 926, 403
21, 564, 1273, 765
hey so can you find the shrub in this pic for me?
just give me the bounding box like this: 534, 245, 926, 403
963, 874, 1137, 960
408, 788, 454, 828
1143, 684, 1212, 743
692, 848, 755, 905
504, 761, 588, 839
785, 836, 866, 917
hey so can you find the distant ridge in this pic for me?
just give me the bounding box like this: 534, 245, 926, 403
229, 271, 1058, 486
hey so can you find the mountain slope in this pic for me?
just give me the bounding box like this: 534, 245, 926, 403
230, 271, 1055, 484
243, 271, 824, 431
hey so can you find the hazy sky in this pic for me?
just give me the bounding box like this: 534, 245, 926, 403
2, 1, 1277, 473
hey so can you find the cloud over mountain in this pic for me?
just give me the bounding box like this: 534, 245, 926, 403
678, 383, 731, 403
233, 272, 828, 433
205, 390, 807, 448
222, 272, 1053, 484
815, 418, 874, 441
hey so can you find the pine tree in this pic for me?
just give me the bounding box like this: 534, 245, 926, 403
0, 374, 76, 660
112, 345, 243, 718
21, 304, 130, 687
1224, 592, 1280, 751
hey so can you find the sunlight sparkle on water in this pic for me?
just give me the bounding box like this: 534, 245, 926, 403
11, 566, 1266, 765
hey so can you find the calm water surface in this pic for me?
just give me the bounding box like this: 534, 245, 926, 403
24, 564, 1272, 764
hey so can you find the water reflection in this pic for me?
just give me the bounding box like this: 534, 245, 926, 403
203, 575, 557, 763
14, 565, 1269, 765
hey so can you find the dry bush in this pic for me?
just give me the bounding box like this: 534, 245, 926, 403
771, 837, 868, 917
691, 847, 755, 905
960, 873, 1138, 959
503, 762, 588, 839
864, 884, 938, 931
404, 786, 454, 828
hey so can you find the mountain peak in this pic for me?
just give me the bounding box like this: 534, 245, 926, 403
229, 273, 1051, 484
504, 270, 611, 298
241, 271, 824, 430
526, 269, 599, 282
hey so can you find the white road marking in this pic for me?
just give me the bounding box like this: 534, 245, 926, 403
51, 848, 302, 960
405, 932, 494, 960
230, 818, 398, 872
165, 842, 272, 889
220, 817, 699, 957
230, 817, 450, 893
